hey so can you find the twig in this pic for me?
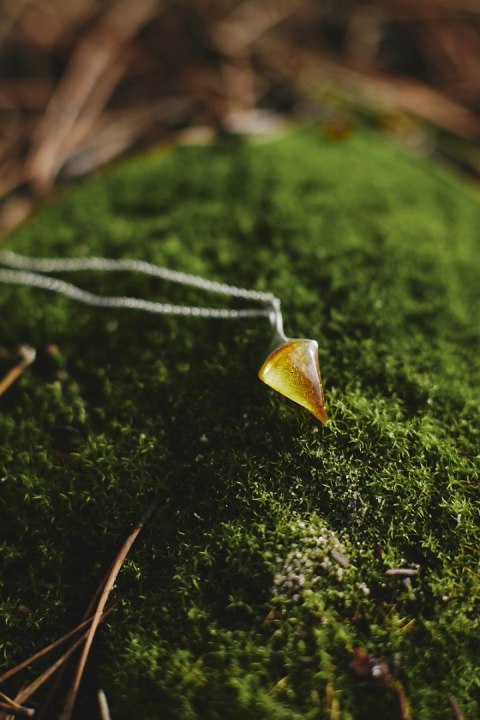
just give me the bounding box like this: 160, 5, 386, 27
60, 496, 160, 720
0, 346, 36, 398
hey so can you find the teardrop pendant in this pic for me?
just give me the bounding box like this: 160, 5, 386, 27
258, 304, 327, 422
258, 337, 327, 423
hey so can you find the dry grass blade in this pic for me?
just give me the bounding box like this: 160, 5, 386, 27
60, 496, 160, 720
0, 346, 36, 399
0, 607, 115, 686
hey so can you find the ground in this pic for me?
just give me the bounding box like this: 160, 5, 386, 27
0, 127, 479, 719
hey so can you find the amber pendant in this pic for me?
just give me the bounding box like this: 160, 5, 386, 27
258, 309, 327, 423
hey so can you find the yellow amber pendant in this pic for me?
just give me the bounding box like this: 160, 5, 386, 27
258, 338, 328, 423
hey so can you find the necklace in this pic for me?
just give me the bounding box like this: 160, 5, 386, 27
0, 251, 327, 422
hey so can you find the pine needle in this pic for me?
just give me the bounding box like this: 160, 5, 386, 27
97, 689, 112, 720
0, 346, 35, 398
448, 694, 465, 720
0, 607, 114, 686
0, 691, 34, 718
14, 633, 87, 705
60, 496, 160, 720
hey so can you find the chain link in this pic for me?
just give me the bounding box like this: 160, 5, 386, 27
0, 252, 280, 322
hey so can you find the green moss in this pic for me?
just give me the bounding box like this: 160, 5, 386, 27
1, 127, 479, 719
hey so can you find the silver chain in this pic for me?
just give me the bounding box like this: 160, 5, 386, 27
0, 251, 282, 324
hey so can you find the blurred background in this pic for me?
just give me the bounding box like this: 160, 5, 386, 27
1, 0, 479, 234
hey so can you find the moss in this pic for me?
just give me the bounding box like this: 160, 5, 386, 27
0, 127, 479, 719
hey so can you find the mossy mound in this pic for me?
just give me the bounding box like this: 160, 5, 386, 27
1, 128, 479, 719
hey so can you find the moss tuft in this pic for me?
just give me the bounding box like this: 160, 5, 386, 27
1, 128, 479, 718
